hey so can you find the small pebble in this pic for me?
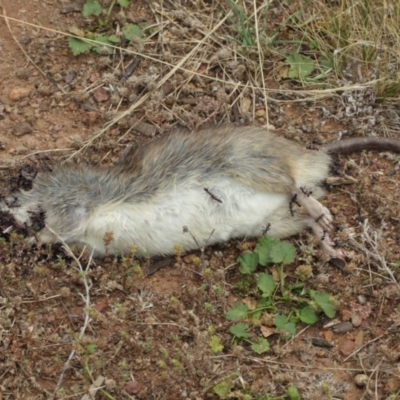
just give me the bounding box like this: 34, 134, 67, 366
351, 314, 362, 327
354, 374, 368, 387
357, 295, 367, 304
9, 87, 32, 101
333, 321, 353, 333
13, 122, 33, 137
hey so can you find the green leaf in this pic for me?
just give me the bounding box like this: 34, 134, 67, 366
287, 385, 301, 400
250, 337, 270, 354
108, 34, 121, 43
313, 292, 336, 318
237, 252, 259, 274
286, 53, 315, 80
270, 241, 296, 265
274, 315, 296, 337
283, 322, 296, 336
212, 379, 234, 400
226, 303, 249, 321
82, 0, 102, 17
254, 236, 280, 266
256, 297, 274, 311
274, 314, 288, 330
318, 54, 334, 70
68, 37, 92, 56
229, 323, 251, 339
247, 309, 263, 320
117, 0, 130, 7
209, 335, 224, 354
123, 24, 143, 41
90, 35, 115, 54
256, 272, 276, 297
85, 343, 97, 353
299, 306, 319, 324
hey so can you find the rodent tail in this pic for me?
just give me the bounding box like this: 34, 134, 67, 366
321, 137, 400, 154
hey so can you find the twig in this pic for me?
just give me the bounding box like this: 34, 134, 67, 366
45, 226, 94, 399
252, 0, 269, 126
350, 219, 400, 289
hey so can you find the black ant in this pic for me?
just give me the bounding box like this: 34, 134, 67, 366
261, 222, 271, 235
204, 188, 222, 203
321, 230, 327, 241
315, 213, 324, 223
289, 193, 301, 217
300, 186, 313, 197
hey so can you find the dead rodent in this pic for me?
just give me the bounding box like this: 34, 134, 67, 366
2, 126, 400, 258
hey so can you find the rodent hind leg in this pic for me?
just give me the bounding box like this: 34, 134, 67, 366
292, 187, 333, 232
306, 217, 344, 259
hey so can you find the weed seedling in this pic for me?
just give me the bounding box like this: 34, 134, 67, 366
68, 0, 144, 56
226, 237, 336, 352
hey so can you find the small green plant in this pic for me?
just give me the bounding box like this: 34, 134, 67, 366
209, 335, 224, 354
226, 237, 336, 352
157, 360, 166, 369
56, 254, 66, 269
226, 0, 257, 47
142, 342, 151, 353
229, 323, 270, 354
212, 375, 237, 400
68, 0, 144, 56
285, 52, 315, 80
213, 285, 226, 296
234, 278, 252, 296
203, 302, 216, 313
170, 359, 184, 371
85, 343, 97, 354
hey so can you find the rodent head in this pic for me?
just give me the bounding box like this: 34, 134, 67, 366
1, 167, 94, 245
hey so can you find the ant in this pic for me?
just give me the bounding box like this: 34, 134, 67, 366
289, 193, 301, 217
261, 222, 271, 235
300, 186, 313, 197
204, 188, 223, 203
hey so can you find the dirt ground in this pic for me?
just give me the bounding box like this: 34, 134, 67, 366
0, 0, 399, 399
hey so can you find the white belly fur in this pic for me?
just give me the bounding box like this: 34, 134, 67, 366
81, 178, 289, 256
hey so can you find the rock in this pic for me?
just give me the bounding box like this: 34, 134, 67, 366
8, 113, 19, 121
339, 339, 355, 356
65, 73, 74, 83
9, 87, 32, 101
351, 314, 362, 327
323, 330, 334, 341
93, 87, 109, 103
354, 330, 364, 348
13, 122, 33, 137
357, 295, 367, 304
354, 374, 368, 387
333, 321, 353, 333
256, 109, 265, 117
83, 111, 99, 126
123, 379, 141, 394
